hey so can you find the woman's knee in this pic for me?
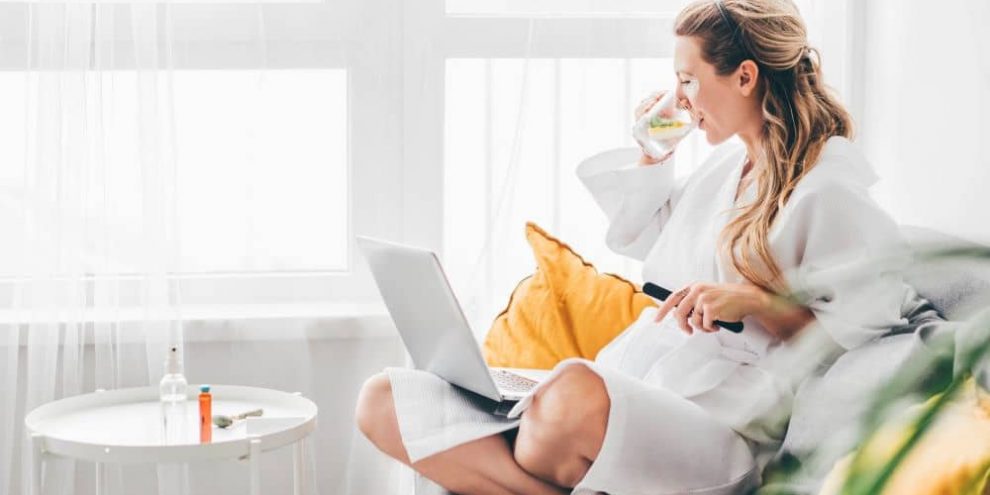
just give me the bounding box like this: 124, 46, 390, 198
355, 372, 397, 446
532, 364, 610, 429
533, 364, 609, 423
513, 364, 610, 486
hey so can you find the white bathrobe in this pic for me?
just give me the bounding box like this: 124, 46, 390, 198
387, 136, 912, 495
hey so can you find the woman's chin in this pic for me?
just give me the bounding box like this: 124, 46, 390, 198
703, 130, 724, 145
702, 128, 731, 146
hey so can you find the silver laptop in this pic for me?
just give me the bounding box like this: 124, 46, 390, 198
357, 235, 548, 405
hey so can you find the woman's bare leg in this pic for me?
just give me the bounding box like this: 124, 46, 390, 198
355, 373, 567, 495
513, 364, 610, 488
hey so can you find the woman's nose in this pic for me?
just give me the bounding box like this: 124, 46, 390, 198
674, 86, 692, 111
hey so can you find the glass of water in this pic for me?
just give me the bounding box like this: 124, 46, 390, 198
631, 87, 697, 161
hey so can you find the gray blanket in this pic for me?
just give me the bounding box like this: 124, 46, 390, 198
760, 225, 990, 494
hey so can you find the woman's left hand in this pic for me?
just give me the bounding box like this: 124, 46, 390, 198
653, 282, 768, 334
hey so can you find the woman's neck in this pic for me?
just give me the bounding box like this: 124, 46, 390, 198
735, 126, 763, 202
737, 126, 763, 176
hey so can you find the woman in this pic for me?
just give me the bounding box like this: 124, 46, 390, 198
356, 0, 914, 493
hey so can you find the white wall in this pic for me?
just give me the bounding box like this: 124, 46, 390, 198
861, 0, 990, 245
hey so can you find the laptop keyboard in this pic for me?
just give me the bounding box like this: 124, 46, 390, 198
490, 369, 538, 393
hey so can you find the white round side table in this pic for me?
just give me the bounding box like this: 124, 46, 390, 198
24, 385, 318, 495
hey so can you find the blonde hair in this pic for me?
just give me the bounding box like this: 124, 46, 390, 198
675, 0, 853, 293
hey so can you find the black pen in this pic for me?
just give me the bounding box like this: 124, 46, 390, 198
642, 282, 744, 333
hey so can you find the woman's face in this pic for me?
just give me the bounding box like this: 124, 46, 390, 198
673, 35, 762, 145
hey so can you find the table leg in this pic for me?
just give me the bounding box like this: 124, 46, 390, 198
29, 433, 43, 495
249, 436, 262, 495
292, 439, 305, 495
94, 389, 106, 495
95, 462, 104, 495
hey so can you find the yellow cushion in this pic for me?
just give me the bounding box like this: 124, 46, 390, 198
482, 222, 658, 370
819, 379, 990, 495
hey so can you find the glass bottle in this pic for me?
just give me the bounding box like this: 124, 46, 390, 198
160, 346, 188, 444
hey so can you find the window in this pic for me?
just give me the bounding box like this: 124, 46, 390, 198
0, 2, 400, 306
431, 1, 715, 332
443, 58, 717, 303
0, 69, 348, 276
0, 0, 735, 312
172, 69, 348, 274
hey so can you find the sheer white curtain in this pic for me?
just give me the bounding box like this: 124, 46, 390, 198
1, 3, 184, 493
0, 1, 409, 494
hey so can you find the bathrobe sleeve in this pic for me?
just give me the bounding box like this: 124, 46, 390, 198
776, 180, 910, 350
576, 147, 687, 261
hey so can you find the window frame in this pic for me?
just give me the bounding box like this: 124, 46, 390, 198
0, 0, 865, 311
0, 1, 405, 307
407, 0, 683, 258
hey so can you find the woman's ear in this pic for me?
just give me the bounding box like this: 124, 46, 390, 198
737, 60, 760, 97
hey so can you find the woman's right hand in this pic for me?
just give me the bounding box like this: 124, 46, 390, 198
634, 91, 669, 166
